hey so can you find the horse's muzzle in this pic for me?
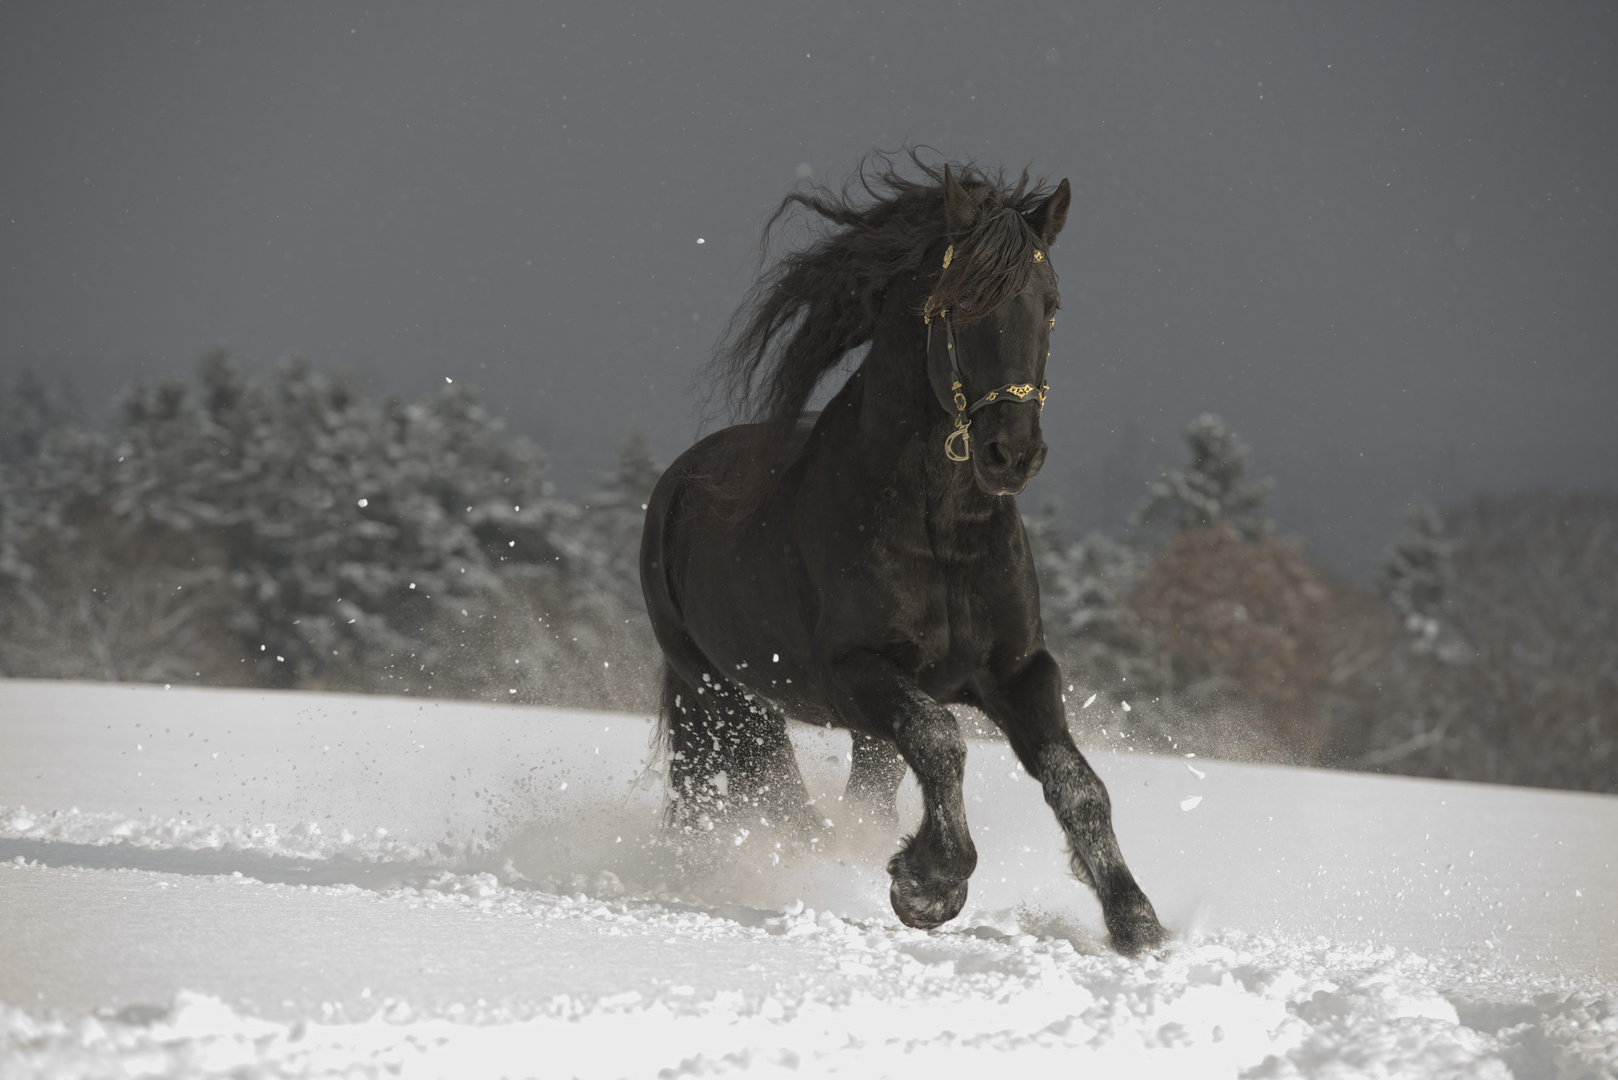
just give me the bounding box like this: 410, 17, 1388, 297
973, 436, 1047, 496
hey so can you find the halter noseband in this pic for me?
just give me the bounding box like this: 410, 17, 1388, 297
924, 244, 1050, 463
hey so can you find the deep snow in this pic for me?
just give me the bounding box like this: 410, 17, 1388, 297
2, 679, 1615, 1078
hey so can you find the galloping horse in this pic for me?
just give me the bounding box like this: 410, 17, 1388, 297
640, 156, 1166, 955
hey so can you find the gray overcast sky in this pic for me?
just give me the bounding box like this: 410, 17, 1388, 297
2, 2, 1614, 574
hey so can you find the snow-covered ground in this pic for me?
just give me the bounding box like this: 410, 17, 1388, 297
2, 679, 1615, 1078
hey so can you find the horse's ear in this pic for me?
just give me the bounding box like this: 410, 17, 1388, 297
1027, 178, 1072, 246
942, 165, 976, 236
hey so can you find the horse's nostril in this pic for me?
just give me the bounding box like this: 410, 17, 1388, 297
1028, 442, 1048, 476
982, 441, 1012, 469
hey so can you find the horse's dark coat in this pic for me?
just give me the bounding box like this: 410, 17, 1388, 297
640, 155, 1166, 955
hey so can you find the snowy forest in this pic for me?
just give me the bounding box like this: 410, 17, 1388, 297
2, 359, 1613, 795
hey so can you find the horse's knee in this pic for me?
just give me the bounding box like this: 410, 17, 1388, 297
894, 711, 967, 784
1035, 744, 1111, 822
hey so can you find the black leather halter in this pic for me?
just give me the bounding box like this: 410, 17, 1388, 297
924, 247, 1050, 463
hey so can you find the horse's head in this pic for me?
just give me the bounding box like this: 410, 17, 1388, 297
925, 168, 1070, 497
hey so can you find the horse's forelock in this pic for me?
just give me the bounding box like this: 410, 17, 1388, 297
929, 202, 1046, 324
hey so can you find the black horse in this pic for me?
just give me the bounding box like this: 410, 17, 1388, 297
640, 155, 1166, 956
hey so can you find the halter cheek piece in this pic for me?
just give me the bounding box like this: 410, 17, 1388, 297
925, 244, 1051, 463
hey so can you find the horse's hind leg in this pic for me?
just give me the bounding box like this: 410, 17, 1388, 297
660, 665, 717, 829
660, 665, 819, 837
720, 686, 822, 836
845, 731, 907, 829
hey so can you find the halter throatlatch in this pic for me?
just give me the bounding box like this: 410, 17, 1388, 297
925, 244, 1050, 463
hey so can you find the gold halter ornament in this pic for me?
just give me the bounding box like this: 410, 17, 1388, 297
925, 245, 1050, 463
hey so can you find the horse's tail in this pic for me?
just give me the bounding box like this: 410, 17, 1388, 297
652, 662, 680, 766
626, 663, 681, 816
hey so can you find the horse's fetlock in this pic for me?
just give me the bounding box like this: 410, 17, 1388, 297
1065, 845, 1098, 889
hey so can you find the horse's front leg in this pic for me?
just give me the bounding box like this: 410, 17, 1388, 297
831, 650, 975, 929
980, 650, 1167, 956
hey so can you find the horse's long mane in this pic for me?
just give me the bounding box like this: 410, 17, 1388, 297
702, 149, 1057, 431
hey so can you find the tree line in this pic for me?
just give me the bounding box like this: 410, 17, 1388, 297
1028, 413, 1617, 794
0, 356, 660, 709
2, 362, 1612, 793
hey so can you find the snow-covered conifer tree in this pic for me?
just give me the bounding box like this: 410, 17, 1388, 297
1134, 413, 1274, 538
79, 353, 580, 687
385, 379, 570, 573
0, 372, 104, 589
1027, 500, 1146, 642
0, 373, 90, 585
1377, 498, 1468, 662
0, 369, 241, 683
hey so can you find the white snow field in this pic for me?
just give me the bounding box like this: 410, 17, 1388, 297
2, 680, 1615, 1079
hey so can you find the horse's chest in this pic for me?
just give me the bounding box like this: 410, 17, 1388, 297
866, 521, 990, 658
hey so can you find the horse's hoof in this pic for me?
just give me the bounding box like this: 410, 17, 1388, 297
889, 880, 969, 930
1104, 894, 1169, 957
888, 859, 969, 930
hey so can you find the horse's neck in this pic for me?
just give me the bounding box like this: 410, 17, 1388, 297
850, 318, 934, 447
841, 331, 997, 527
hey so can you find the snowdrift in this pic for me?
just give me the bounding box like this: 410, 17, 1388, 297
2, 679, 1615, 1078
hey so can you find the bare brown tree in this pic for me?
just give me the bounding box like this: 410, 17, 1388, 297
1133, 522, 1332, 758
